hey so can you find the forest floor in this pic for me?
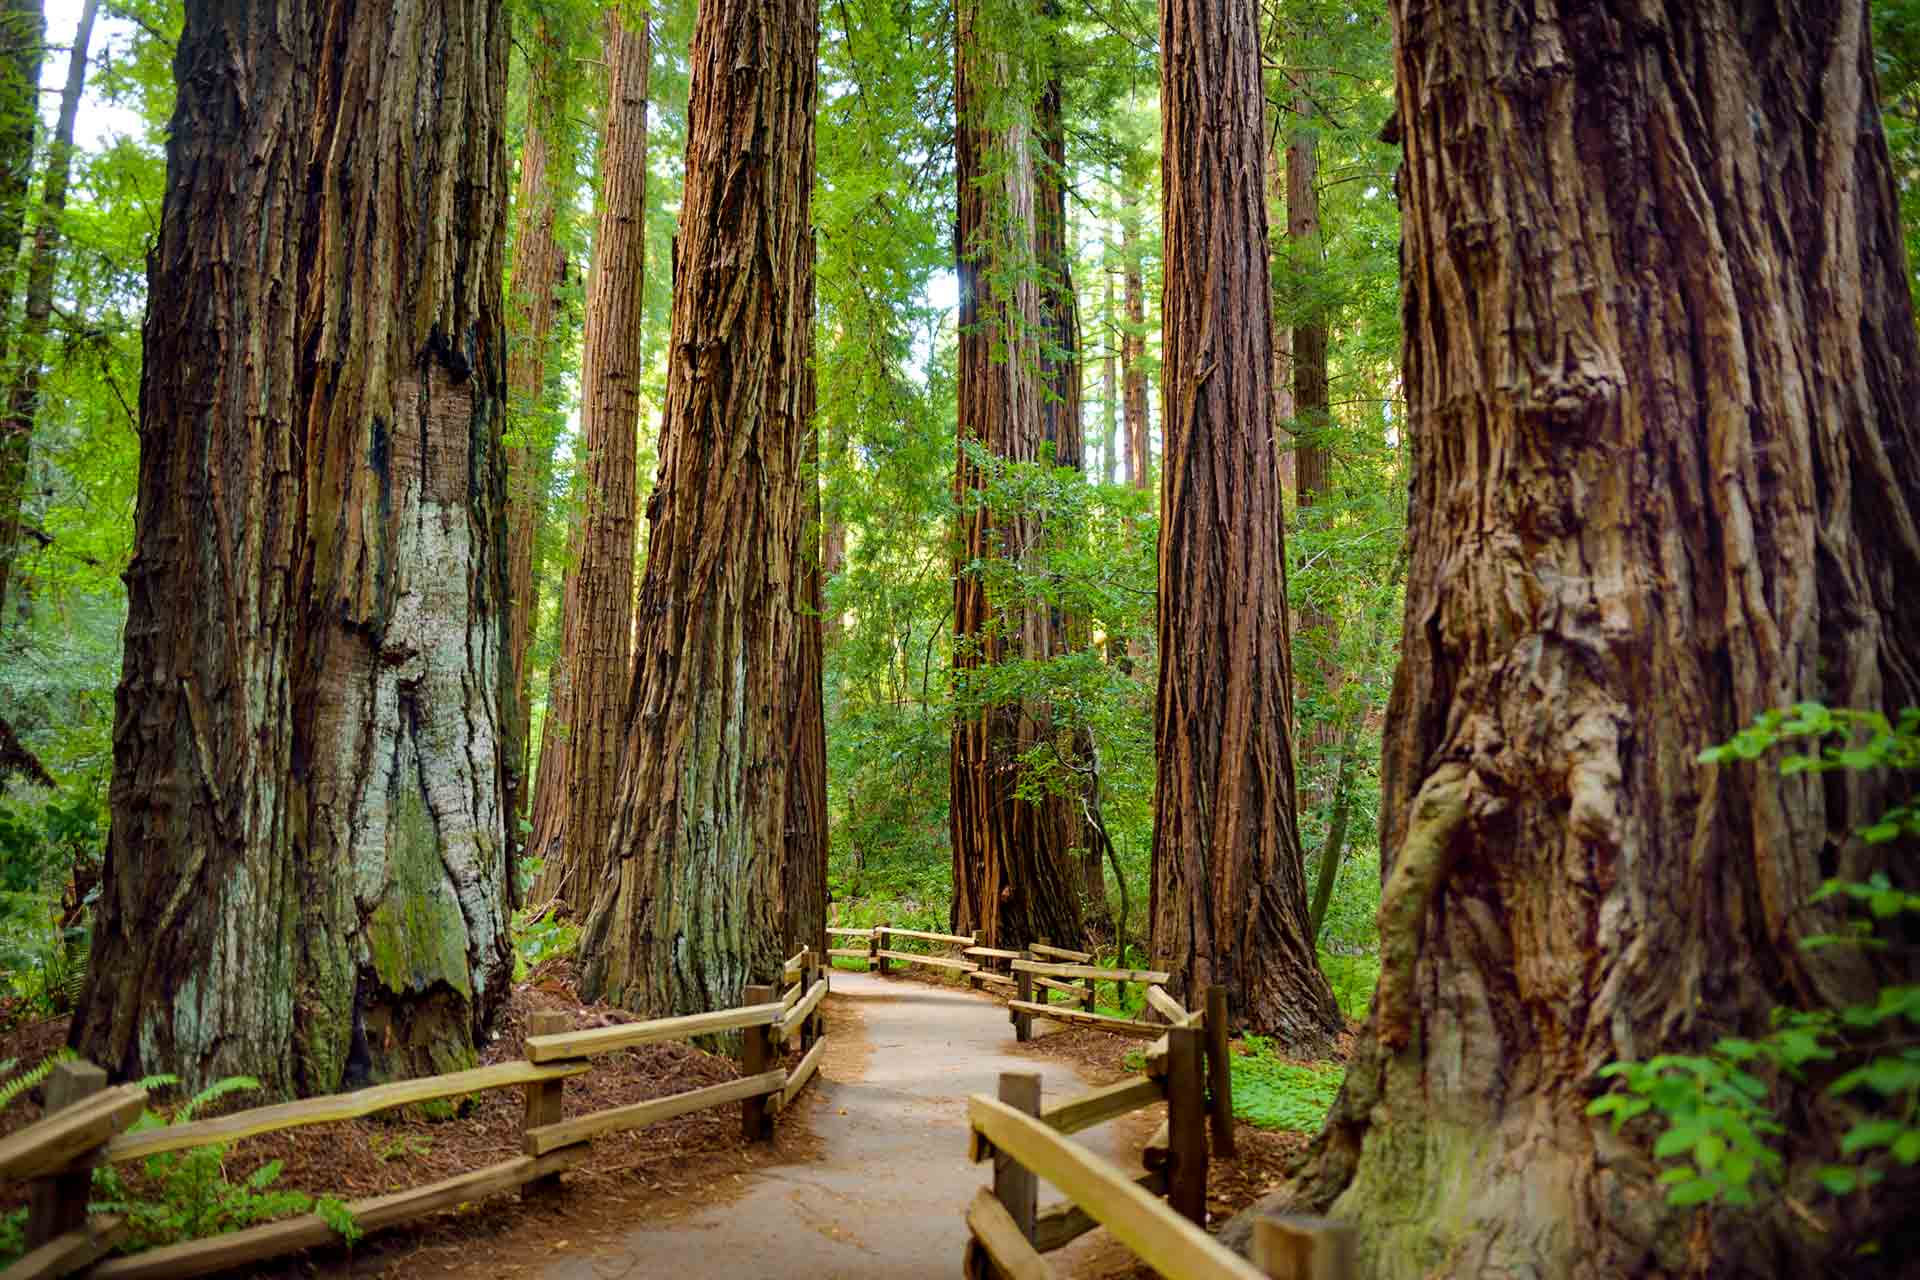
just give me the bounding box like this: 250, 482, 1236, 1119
1, 967, 1305, 1278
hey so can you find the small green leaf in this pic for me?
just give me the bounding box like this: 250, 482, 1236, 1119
1817, 1166, 1859, 1195
1841, 1120, 1903, 1155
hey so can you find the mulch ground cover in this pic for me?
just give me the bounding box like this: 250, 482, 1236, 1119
0, 958, 816, 1276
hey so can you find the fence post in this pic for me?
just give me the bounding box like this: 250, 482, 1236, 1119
742, 984, 776, 1142
995, 1072, 1040, 1236
521, 1010, 570, 1198
1206, 984, 1236, 1158
1252, 1214, 1358, 1279
26, 1059, 107, 1248
1012, 951, 1035, 1042
1081, 970, 1097, 1013
872, 923, 887, 976
1166, 1024, 1208, 1226
805, 953, 825, 1048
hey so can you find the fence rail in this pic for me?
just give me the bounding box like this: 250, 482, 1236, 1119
1, 947, 829, 1280
962, 987, 1350, 1280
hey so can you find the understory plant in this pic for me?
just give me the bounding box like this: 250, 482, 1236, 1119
1587, 705, 1919, 1210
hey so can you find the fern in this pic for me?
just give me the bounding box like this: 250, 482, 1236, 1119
0, 1048, 74, 1114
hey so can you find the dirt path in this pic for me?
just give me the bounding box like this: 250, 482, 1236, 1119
538, 968, 1147, 1279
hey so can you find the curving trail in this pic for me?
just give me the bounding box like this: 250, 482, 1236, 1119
538, 968, 1144, 1279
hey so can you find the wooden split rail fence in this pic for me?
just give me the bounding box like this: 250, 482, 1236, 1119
0, 948, 831, 1280
962, 984, 1353, 1280
826, 929, 1157, 1023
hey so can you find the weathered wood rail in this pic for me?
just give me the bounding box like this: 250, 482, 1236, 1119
0, 948, 830, 1280
962, 985, 1352, 1280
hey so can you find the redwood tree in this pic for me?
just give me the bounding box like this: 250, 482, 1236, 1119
503, 20, 573, 830
575, 0, 821, 1012
529, 11, 649, 914
1153, 0, 1340, 1044
77, 0, 513, 1093
1263, 2, 1920, 1273
0, 0, 39, 629
949, 0, 1083, 951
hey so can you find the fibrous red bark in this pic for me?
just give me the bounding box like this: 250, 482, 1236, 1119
575, 0, 821, 1012
1262, 3, 1920, 1274
77, 0, 513, 1094
1153, 0, 1341, 1046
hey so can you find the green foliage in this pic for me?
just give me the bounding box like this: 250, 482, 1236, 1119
85, 1076, 364, 1259
1232, 1034, 1347, 1133
1316, 950, 1380, 1022
1587, 705, 1920, 1213
511, 868, 581, 980
0, 1048, 72, 1113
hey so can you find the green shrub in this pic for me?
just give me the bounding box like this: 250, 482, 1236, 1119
1232, 1034, 1347, 1132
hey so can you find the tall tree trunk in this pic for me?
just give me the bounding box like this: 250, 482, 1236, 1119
0, 0, 40, 635
0, 0, 82, 633
502, 22, 571, 835
1034, 26, 1107, 936
1266, 3, 1920, 1274
529, 11, 648, 916
820, 416, 845, 645
1102, 259, 1119, 487
1120, 176, 1150, 493
76, 0, 513, 1095
949, 0, 1083, 952
575, 0, 819, 1013
1153, 0, 1339, 1045
1287, 92, 1340, 799
783, 230, 829, 965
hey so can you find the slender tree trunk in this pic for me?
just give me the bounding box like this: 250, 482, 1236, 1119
1258, 3, 1920, 1274
77, 0, 512, 1096
821, 416, 845, 646
0, 0, 40, 634
1033, 26, 1107, 935
0, 0, 82, 632
949, 0, 1083, 952
575, 0, 820, 1013
783, 231, 829, 964
503, 23, 571, 834
1267, 85, 1295, 495
1102, 261, 1119, 487
529, 11, 648, 916
1153, 0, 1340, 1045
1120, 177, 1150, 493
1287, 92, 1341, 801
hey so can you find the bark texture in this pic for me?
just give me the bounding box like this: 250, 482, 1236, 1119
576, 0, 820, 1012
77, 0, 513, 1094
1274, 3, 1920, 1274
1153, 0, 1340, 1044
0, 0, 39, 630
502, 23, 570, 831
949, 0, 1084, 951
529, 11, 648, 915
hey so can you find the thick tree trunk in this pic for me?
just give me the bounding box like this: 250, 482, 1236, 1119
529, 11, 648, 916
0, 0, 82, 632
77, 0, 513, 1095
949, 0, 1083, 952
0, 0, 39, 632
502, 23, 570, 833
575, 0, 819, 1013
1267, 82, 1295, 494
1153, 0, 1340, 1046
1265, 3, 1920, 1274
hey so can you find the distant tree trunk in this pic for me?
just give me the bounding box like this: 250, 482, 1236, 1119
1120, 178, 1150, 492
1153, 0, 1340, 1046
529, 11, 648, 916
1266, 86, 1295, 494
1102, 262, 1119, 487
1287, 94, 1339, 799
783, 232, 829, 964
949, 0, 1084, 951
0, 0, 82, 632
0, 0, 40, 634
79, 0, 513, 1094
820, 417, 845, 646
1258, 3, 1920, 1274
575, 0, 819, 1013
503, 22, 571, 834
1034, 29, 1107, 935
